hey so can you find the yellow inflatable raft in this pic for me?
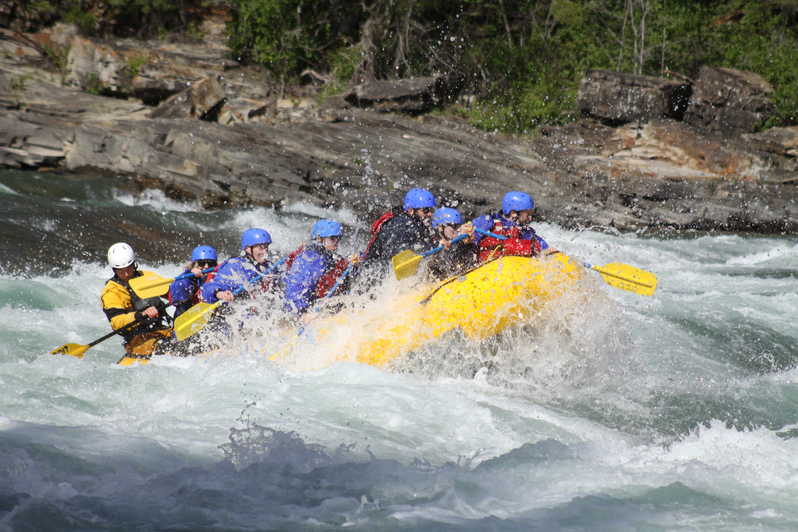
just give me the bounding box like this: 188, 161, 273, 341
275, 251, 584, 368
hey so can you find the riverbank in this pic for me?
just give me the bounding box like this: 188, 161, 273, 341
2, 22, 797, 234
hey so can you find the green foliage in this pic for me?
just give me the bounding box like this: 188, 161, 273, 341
83, 72, 105, 95
464, 75, 578, 134
185, 21, 204, 43
64, 6, 97, 35
126, 54, 149, 78
318, 45, 362, 99
228, 0, 361, 81
15, 0, 192, 38
12, 0, 798, 132
105, 0, 183, 37
710, 2, 798, 125
551, 0, 584, 27
41, 42, 69, 75
28, 0, 59, 20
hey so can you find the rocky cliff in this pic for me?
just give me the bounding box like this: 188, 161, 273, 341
2, 22, 797, 234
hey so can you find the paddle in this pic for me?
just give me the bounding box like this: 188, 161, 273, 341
129, 268, 214, 299
473, 228, 657, 296
173, 256, 288, 341
50, 317, 150, 359
53, 269, 208, 362
392, 234, 469, 280
583, 262, 657, 296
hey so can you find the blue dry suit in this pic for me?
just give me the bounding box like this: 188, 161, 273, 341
168, 271, 203, 318
201, 255, 273, 304
283, 244, 343, 314
471, 213, 549, 250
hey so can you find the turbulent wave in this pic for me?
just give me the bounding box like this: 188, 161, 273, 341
2, 169, 798, 530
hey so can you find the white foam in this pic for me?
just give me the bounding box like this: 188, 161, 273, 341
0, 182, 19, 195
726, 244, 798, 266
2, 218, 798, 528
283, 200, 361, 227
114, 189, 203, 213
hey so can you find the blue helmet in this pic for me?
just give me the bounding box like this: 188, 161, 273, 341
431, 207, 462, 228
240, 228, 272, 250
403, 188, 436, 210
502, 191, 534, 215
191, 245, 217, 262
311, 219, 343, 239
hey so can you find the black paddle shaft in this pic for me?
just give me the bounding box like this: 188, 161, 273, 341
87, 328, 125, 347
90, 303, 176, 347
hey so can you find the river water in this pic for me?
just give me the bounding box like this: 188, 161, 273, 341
1, 169, 797, 531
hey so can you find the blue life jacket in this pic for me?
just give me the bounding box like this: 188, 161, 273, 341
168, 270, 203, 318
201, 255, 273, 303
283, 243, 341, 313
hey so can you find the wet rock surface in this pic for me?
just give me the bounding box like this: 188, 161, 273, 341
344, 76, 453, 113
578, 69, 691, 124
684, 66, 775, 135
2, 24, 797, 235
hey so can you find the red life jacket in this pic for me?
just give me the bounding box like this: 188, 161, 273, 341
284, 245, 306, 271
315, 257, 350, 299
201, 262, 223, 287
198, 262, 224, 302
362, 211, 395, 258
477, 219, 541, 262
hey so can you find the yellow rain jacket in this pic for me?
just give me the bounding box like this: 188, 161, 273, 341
101, 271, 173, 356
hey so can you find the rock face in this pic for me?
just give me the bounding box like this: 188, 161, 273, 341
345, 77, 451, 113
578, 69, 691, 124
149, 75, 226, 120
2, 26, 797, 235
0, 115, 65, 168
744, 126, 798, 161
532, 120, 797, 232
684, 66, 775, 134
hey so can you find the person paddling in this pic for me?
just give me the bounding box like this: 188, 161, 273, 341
101, 242, 176, 357
472, 191, 552, 262
169, 245, 217, 318
283, 219, 352, 315
426, 207, 477, 279
362, 188, 438, 266
356, 188, 439, 291
200, 228, 278, 304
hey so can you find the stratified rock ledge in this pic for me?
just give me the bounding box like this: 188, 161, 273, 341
2, 25, 796, 235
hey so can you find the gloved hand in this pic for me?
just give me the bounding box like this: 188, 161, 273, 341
458, 221, 475, 241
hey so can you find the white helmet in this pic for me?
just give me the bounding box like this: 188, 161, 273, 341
107, 242, 136, 269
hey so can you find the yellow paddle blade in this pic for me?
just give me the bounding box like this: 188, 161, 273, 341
173, 301, 222, 341
392, 249, 423, 280
591, 262, 657, 296
50, 343, 87, 358
129, 271, 171, 299
116, 355, 151, 366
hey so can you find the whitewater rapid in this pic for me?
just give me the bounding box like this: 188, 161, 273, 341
2, 171, 798, 530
